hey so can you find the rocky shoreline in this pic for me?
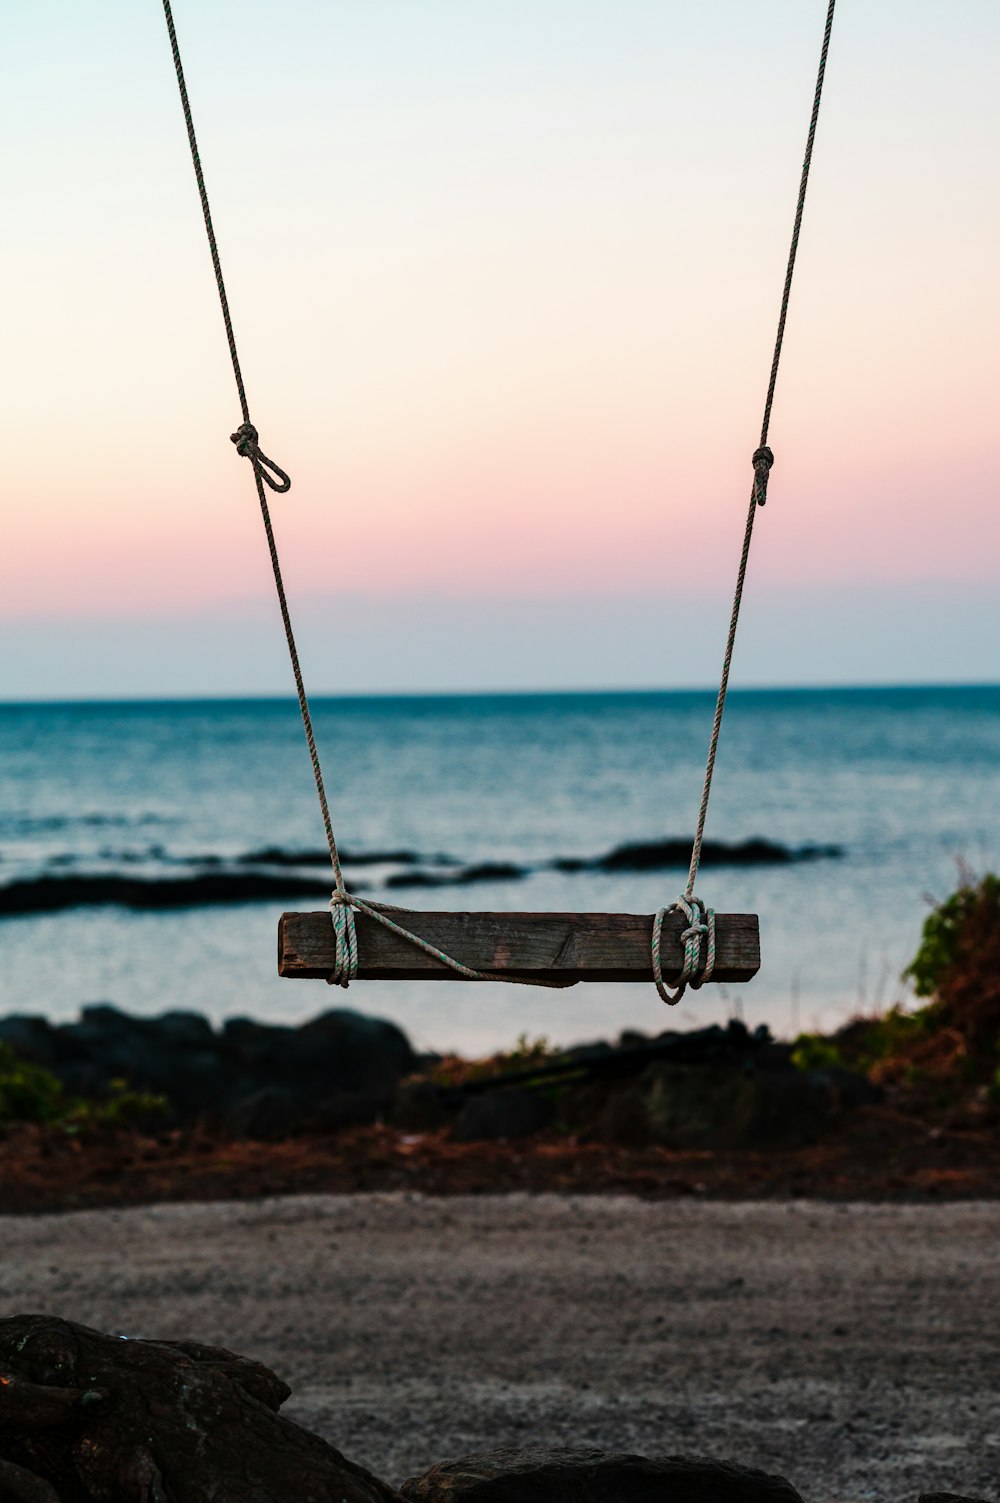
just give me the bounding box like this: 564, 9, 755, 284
0, 1005, 878, 1149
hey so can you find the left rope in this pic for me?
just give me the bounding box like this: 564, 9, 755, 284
161, 0, 571, 992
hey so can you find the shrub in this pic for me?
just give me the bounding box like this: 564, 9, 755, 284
790, 1034, 842, 1071
0, 1044, 167, 1132
0, 1043, 65, 1124
905, 873, 1000, 998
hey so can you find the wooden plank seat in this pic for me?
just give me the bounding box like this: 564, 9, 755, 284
279, 910, 760, 985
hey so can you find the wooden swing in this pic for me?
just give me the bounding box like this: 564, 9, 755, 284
161, 0, 837, 1002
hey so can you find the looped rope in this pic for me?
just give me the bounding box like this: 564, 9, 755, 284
651, 895, 716, 1005
751, 445, 774, 507
328, 891, 359, 988
230, 422, 291, 493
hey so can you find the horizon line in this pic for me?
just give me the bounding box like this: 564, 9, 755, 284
2, 680, 999, 709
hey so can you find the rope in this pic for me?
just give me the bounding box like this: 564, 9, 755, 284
162, 0, 835, 1000
161, 0, 567, 991
656, 0, 837, 1003
652, 896, 716, 1005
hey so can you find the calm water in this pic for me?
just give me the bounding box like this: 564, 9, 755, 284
1, 688, 997, 1055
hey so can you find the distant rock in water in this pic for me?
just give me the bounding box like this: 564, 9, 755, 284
0, 869, 351, 916
553, 837, 842, 873
239, 846, 459, 868
385, 862, 528, 890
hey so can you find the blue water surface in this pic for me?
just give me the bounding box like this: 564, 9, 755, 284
1, 687, 997, 1054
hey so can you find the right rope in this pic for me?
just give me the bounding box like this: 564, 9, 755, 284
654, 0, 837, 1005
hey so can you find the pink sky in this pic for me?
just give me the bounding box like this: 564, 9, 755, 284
4, 0, 998, 694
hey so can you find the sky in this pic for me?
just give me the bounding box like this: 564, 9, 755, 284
3, 0, 998, 698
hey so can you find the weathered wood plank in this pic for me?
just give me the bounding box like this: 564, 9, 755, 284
278, 910, 760, 984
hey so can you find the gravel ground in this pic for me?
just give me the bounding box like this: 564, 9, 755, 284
1, 1195, 997, 1503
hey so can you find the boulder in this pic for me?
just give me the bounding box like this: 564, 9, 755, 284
452, 1088, 554, 1142
0, 1456, 62, 1503
400, 1446, 804, 1502
223, 1008, 416, 1110
0, 1017, 57, 1071
224, 1086, 304, 1141
0, 1005, 420, 1134
564, 1061, 840, 1150
918, 1495, 994, 1502
391, 1079, 453, 1132
0, 1314, 400, 1503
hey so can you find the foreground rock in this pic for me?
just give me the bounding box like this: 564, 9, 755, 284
400, 1447, 804, 1502
0, 1314, 399, 1503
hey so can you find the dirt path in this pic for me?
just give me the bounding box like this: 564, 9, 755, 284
1, 1196, 997, 1503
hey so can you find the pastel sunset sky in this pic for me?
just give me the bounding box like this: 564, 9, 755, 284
4, 0, 998, 697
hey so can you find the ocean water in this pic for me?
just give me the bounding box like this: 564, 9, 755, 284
1, 687, 997, 1056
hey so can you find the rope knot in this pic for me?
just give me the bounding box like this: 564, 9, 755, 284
651, 894, 717, 1005
327, 890, 358, 989
230, 422, 291, 493
751, 445, 775, 507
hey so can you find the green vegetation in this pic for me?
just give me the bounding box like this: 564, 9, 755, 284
429, 1033, 558, 1089
904, 872, 1000, 998
792, 872, 1000, 1107
789, 1034, 842, 1071
0, 1044, 167, 1132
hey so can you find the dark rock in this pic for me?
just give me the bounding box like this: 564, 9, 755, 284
457, 863, 528, 884
147, 1010, 217, 1049
385, 862, 527, 890
222, 1010, 415, 1110
746, 1070, 834, 1149
240, 846, 425, 867
565, 1061, 834, 1150
0, 870, 339, 915
391, 1080, 453, 1131
0, 1001, 420, 1133
160, 1050, 231, 1119
754, 1041, 796, 1071
597, 837, 840, 872
309, 1091, 392, 1133
0, 1456, 62, 1503
0, 1018, 56, 1070
294, 1008, 416, 1089
400, 1446, 804, 1502
807, 1065, 882, 1110
145, 1339, 291, 1411
224, 1087, 303, 1141
0, 1314, 400, 1503
452, 1088, 554, 1142
918, 1495, 994, 1502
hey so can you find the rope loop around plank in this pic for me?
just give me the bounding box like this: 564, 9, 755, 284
651, 895, 716, 1005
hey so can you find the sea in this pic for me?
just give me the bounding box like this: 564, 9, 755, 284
1, 687, 997, 1057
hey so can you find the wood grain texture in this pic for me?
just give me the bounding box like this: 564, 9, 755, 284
278, 910, 760, 984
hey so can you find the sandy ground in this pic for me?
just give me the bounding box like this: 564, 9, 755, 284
1, 1195, 997, 1503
